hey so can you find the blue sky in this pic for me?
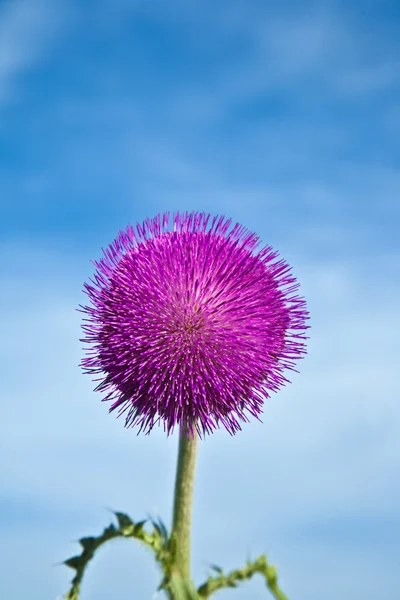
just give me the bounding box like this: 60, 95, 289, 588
1, 0, 399, 599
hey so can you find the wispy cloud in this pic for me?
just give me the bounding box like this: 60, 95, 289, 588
155, 4, 400, 125
0, 0, 70, 108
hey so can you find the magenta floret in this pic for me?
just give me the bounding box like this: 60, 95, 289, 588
80, 212, 308, 436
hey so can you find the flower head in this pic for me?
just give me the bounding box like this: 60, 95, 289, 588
81, 212, 308, 436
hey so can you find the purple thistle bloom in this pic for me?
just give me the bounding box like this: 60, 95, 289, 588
80, 212, 308, 437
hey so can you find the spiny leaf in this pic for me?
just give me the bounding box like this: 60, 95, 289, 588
158, 519, 169, 541
133, 519, 147, 535
64, 556, 81, 571
197, 553, 289, 600
209, 564, 223, 574
63, 512, 171, 600
114, 511, 134, 531
151, 516, 169, 542
103, 523, 117, 538
79, 537, 97, 551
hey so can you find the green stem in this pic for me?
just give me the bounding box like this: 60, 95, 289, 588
170, 426, 198, 582
197, 555, 288, 600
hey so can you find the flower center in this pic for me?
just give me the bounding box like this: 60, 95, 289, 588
182, 314, 204, 333
169, 301, 206, 347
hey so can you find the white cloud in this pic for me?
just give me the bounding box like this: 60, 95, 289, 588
156, 4, 400, 126
0, 0, 71, 107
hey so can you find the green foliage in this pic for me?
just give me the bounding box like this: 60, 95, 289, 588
63, 512, 172, 600
196, 554, 288, 600
63, 512, 288, 600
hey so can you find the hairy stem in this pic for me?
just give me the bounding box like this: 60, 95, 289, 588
170, 426, 198, 583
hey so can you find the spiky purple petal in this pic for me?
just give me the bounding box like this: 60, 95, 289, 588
80, 212, 308, 436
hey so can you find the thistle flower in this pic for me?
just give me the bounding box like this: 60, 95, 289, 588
81, 212, 308, 436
